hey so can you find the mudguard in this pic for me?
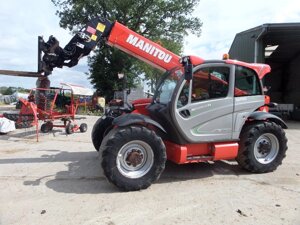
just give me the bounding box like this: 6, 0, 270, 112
112, 114, 167, 133
248, 111, 288, 129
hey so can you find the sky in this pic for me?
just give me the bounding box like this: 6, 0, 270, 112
0, 0, 300, 90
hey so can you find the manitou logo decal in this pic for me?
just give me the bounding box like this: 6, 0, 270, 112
126, 34, 172, 63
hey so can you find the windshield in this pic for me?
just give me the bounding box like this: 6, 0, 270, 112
154, 68, 183, 104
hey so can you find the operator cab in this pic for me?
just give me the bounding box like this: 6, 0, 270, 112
147, 61, 265, 145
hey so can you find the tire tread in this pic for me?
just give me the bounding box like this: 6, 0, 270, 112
101, 126, 166, 191
237, 121, 287, 173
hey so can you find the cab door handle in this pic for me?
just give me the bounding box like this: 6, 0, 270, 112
179, 109, 191, 118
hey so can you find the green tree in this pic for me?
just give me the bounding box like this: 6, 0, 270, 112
52, 0, 202, 100
3, 87, 14, 95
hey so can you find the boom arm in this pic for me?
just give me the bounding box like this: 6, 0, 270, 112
39, 18, 181, 74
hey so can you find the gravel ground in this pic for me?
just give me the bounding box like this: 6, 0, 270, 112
0, 112, 299, 225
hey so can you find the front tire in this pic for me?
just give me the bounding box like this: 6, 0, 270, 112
101, 126, 166, 191
91, 116, 114, 151
237, 121, 287, 173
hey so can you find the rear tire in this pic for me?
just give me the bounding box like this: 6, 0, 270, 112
101, 126, 166, 191
237, 121, 287, 173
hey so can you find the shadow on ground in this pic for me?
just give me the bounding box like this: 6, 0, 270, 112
0, 128, 67, 141
0, 149, 249, 194
0, 126, 89, 141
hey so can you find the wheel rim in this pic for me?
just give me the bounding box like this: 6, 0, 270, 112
254, 133, 279, 164
116, 140, 154, 179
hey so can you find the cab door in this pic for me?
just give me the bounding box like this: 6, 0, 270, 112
232, 65, 265, 139
172, 63, 235, 143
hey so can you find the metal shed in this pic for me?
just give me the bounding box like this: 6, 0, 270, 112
229, 23, 300, 119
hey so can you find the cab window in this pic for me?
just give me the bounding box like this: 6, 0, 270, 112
191, 66, 230, 103
235, 66, 262, 96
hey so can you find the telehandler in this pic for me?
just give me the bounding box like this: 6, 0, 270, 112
39, 18, 288, 191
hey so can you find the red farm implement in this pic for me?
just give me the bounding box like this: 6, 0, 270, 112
3, 83, 93, 140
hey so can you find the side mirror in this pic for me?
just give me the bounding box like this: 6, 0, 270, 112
184, 63, 193, 81
180, 56, 193, 81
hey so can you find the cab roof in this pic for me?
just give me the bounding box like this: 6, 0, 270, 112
188, 55, 271, 79
225, 59, 271, 79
